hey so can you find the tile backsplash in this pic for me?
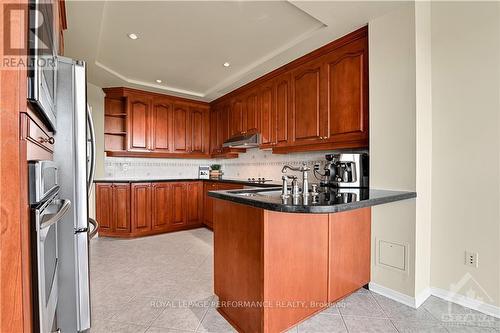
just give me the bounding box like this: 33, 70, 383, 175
103, 149, 332, 182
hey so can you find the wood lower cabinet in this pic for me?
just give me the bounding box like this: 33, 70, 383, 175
95, 183, 131, 236
96, 181, 204, 237
187, 182, 203, 225
131, 183, 153, 234
152, 182, 170, 231
203, 182, 244, 229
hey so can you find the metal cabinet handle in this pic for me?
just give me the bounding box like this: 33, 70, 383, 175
39, 136, 55, 144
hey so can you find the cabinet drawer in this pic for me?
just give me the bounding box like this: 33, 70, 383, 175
22, 113, 54, 160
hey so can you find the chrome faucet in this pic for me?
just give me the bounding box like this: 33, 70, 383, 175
281, 162, 311, 196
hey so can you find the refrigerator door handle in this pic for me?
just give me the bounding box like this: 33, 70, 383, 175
86, 104, 96, 199
88, 218, 98, 240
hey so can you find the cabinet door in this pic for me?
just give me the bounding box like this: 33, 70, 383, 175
259, 82, 274, 146
229, 98, 244, 137
210, 108, 219, 154
275, 73, 291, 145
221, 104, 231, 144
151, 99, 172, 152
131, 183, 152, 233
203, 182, 217, 228
189, 107, 209, 154
151, 183, 170, 231
128, 95, 151, 151
291, 60, 326, 144
113, 184, 131, 233
95, 183, 114, 232
172, 103, 190, 153
245, 90, 259, 133
325, 37, 368, 145
170, 183, 187, 227
186, 182, 202, 225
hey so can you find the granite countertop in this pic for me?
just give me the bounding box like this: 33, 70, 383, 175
93, 177, 282, 188
207, 187, 416, 214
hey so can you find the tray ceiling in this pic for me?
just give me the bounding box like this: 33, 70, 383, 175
64, 1, 404, 101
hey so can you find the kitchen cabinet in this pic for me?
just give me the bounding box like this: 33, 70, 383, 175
152, 182, 170, 231
150, 98, 172, 153
131, 183, 153, 234
203, 182, 244, 229
96, 181, 204, 238
128, 95, 151, 151
245, 89, 259, 133
104, 87, 210, 158
290, 59, 326, 145
211, 26, 368, 153
259, 80, 274, 147
95, 183, 131, 236
203, 182, 218, 228
171, 103, 190, 153
187, 182, 203, 225
189, 107, 210, 154
324, 37, 368, 146
274, 73, 291, 146
170, 182, 187, 227
229, 97, 245, 137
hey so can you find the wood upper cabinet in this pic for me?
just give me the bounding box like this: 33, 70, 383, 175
189, 107, 210, 155
290, 59, 326, 145
170, 182, 187, 227
210, 108, 219, 154
150, 98, 172, 152
151, 182, 170, 231
274, 73, 291, 146
128, 95, 151, 151
186, 182, 203, 225
324, 36, 368, 145
95, 183, 131, 235
171, 103, 190, 153
245, 90, 259, 133
259, 81, 274, 146
230, 97, 245, 137
131, 183, 152, 234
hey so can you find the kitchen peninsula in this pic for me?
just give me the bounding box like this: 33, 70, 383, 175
209, 187, 416, 333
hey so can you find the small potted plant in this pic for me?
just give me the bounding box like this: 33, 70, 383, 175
210, 164, 223, 179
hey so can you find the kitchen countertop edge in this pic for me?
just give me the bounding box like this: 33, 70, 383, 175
208, 189, 417, 213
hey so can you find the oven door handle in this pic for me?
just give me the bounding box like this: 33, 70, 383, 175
40, 199, 71, 231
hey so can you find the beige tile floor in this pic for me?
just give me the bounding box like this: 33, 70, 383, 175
89, 228, 499, 333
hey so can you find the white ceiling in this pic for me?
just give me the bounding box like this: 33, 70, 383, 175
64, 1, 404, 101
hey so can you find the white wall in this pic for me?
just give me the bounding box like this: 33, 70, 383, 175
430, 2, 500, 308
369, 3, 417, 298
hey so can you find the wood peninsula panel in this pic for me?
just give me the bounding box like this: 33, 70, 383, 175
213, 200, 264, 333
213, 200, 371, 333
328, 207, 371, 302
263, 211, 329, 333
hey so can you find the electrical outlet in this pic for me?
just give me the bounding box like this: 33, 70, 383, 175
465, 251, 479, 267
314, 163, 321, 171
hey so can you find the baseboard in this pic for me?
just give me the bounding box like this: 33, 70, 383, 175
368, 282, 500, 318
430, 287, 500, 319
369, 282, 420, 308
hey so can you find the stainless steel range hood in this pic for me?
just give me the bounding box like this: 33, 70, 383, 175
222, 133, 260, 148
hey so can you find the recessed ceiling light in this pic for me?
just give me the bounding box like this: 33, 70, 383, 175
127, 33, 139, 40
223, 62, 230, 68
155, 79, 162, 83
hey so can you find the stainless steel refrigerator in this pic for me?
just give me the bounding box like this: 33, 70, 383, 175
54, 56, 97, 332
